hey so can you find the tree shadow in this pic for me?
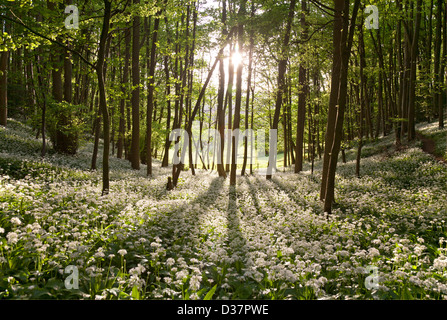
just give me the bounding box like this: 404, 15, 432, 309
224, 185, 254, 299
268, 175, 313, 211
243, 176, 262, 215
124, 175, 227, 262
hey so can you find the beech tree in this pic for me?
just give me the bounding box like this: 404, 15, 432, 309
2, 0, 446, 205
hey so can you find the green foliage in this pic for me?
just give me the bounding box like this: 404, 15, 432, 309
46, 101, 89, 155
2, 119, 447, 300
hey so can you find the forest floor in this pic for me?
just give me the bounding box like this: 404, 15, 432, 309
0, 119, 447, 300
416, 125, 447, 165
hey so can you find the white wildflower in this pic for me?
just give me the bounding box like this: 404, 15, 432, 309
368, 248, 380, 258
176, 269, 189, 281
6, 232, 18, 244
94, 251, 105, 258
118, 249, 127, 256
150, 242, 161, 248
129, 264, 146, 276
189, 275, 202, 291
414, 245, 425, 256
433, 256, 447, 271
166, 258, 175, 266
11, 217, 21, 225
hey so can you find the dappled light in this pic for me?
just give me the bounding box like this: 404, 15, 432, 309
1, 0, 447, 304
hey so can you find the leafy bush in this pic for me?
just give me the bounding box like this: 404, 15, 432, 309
46, 101, 88, 155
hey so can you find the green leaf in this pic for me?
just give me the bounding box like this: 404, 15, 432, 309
45, 278, 64, 291
203, 284, 217, 300
131, 285, 140, 300
277, 250, 282, 259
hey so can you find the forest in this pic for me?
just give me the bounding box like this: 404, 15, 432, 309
1, 0, 447, 301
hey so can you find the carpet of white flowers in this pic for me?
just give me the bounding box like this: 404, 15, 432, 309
1, 120, 447, 300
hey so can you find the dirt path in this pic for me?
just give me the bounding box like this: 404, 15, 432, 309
416, 132, 447, 165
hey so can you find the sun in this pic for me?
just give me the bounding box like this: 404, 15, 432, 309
231, 50, 243, 68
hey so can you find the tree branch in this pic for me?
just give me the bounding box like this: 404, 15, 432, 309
2, 11, 96, 69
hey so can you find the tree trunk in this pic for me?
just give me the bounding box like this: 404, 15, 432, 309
0, 51, 8, 126
172, 36, 231, 187
64, 45, 72, 103
117, 27, 130, 159
294, 0, 308, 173
216, 0, 227, 178
230, 0, 246, 186
162, 18, 172, 167
188, 3, 197, 176
91, 102, 101, 170
96, 0, 112, 194
250, 84, 255, 174
287, 77, 295, 165
439, 0, 446, 128
35, 53, 47, 157
241, 2, 254, 176
356, 25, 366, 178
267, 0, 297, 180
147, 13, 161, 176
320, 0, 344, 201
322, 0, 360, 213
395, 8, 403, 147
407, 0, 422, 141
130, 0, 141, 170
225, 43, 235, 173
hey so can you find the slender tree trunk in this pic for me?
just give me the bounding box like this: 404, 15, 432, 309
283, 90, 289, 169
0, 51, 8, 126
407, 0, 422, 141
250, 84, 255, 174
295, 0, 308, 173
188, 3, 197, 176
48, 1, 67, 154
171, 21, 182, 181
426, 0, 434, 123
91, 101, 101, 170
130, 0, 141, 170
225, 43, 235, 173
401, 37, 410, 138
267, 0, 297, 180
172, 10, 190, 180
35, 53, 47, 157
64, 45, 72, 103
356, 25, 366, 177
320, 0, 344, 201
323, 0, 360, 213
287, 76, 295, 165
161, 17, 172, 167
147, 13, 161, 176
241, 2, 255, 176
395, 7, 403, 147
117, 28, 130, 159
0, 16, 9, 127
230, 0, 246, 186
216, 0, 227, 178
172, 35, 232, 187
439, 0, 446, 128
96, 0, 112, 194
